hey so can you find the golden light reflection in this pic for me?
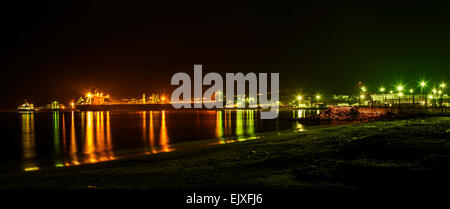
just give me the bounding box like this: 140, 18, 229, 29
296, 122, 306, 132
106, 111, 112, 156
78, 111, 115, 166
236, 110, 244, 137
69, 111, 79, 165
159, 111, 172, 152
148, 111, 157, 153
217, 110, 258, 144
215, 136, 261, 145
216, 111, 224, 144
142, 111, 147, 142
246, 110, 255, 136
23, 109, 310, 170
297, 110, 306, 119
227, 110, 232, 135
85, 111, 95, 162
81, 111, 85, 133
95, 112, 106, 155
21, 112, 37, 171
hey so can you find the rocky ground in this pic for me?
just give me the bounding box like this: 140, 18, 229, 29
0, 116, 449, 190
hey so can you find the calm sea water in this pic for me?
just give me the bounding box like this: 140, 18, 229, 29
0, 109, 322, 173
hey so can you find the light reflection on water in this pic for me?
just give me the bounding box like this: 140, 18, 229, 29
14, 109, 317, 172
21, 113, 38, 171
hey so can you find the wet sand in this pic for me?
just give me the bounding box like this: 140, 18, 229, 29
0, 116, 449, 190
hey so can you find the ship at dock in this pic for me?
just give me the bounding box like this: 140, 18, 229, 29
75, 91, 174, 111
73, 90, 276, 111
17, 100, 35, 112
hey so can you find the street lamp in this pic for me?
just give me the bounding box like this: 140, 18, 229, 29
396, 85, 404, 108
359, 86, 367, 107
296, 95, 302, 107
315, 94, 321, 108
439, 83, 446, 111
379, 87, 386, 108
419, 80, 427, 108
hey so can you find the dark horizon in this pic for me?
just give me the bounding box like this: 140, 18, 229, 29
1, 1, 449, 108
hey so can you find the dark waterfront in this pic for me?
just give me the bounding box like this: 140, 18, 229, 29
0, 109, 330, 173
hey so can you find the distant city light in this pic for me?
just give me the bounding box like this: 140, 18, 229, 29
24, 167, 39, 172
23, 77, 448, 111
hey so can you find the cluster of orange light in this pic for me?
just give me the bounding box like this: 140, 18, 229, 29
86, 92, 110, 98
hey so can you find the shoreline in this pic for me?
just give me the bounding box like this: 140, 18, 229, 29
0, 116, 449, 189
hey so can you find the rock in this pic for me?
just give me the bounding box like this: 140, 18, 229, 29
308, 106, 384, 121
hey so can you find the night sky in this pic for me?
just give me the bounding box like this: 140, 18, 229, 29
1, 1, 450, 108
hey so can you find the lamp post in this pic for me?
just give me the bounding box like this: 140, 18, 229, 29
316, 94, 321, 107
419, 81, 427, 109
410, 89, 415, 109
380, 87, 386, 109
439, 83, 446, 112
428, 94, 433, 109
432, 88, 437, 107
297, 95, 302, 107
360, 86, 366, 107
397, 85, 404, 109
389, 90, 393, 107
